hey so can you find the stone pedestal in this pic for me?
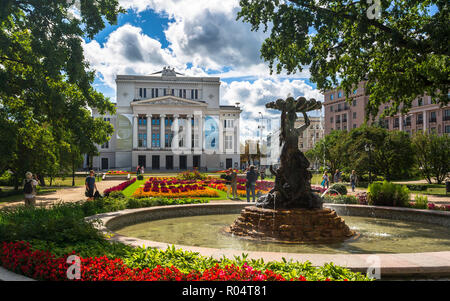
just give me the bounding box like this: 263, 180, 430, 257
227, 206, 355, 243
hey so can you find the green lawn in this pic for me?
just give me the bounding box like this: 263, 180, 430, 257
417, 187, 448, 197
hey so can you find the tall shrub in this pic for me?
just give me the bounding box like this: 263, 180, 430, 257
367, 181, 410, 207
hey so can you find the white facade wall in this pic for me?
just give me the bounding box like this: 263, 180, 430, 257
89, 70, 241, 172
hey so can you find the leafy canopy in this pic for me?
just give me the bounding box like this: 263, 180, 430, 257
237, 0, 449, 117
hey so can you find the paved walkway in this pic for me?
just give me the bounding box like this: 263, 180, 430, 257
0, 180, 124, 209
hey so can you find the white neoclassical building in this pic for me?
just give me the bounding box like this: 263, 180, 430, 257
90, 67, 242, 171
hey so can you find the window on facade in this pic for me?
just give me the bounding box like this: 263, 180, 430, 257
444, 109, 450, 121
152, 134, 160, 148
417, 113, 423, 124
445, 125, 450, 134
138, 116, 147, 126
225, 135, 233, 150
353, 99, 357, 106
224, 119, 234, 128
353, 112, 356, 119
430, 111, 437, 122
338, 91, 342, 98
353, 89, 357, 94
165, 118, 173, 126
337, 103, 342, 111
330, 117, 333, 123
101, 141, 109, 149
139, 88, 142, 98
103, 117, 111, 122
165, 133, 173, 148
138, 133, 147, 148
342, 114, 347, 122
336, 115, 340, 123
330, 94, 334, 101
418, 98, 423, 106
330, 105, 333, 112
353, 124, 357, 129
394, 118, 399, 128
152, 118, 160, 126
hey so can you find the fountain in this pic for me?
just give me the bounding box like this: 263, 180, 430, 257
228, 96, 355, 243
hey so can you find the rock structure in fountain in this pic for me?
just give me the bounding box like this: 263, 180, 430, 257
228, 96, 355, 242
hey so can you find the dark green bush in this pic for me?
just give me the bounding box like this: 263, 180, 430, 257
137, 174, 144, 180
367, 181, 410, 207
329, 184, 348, 195
323, 195, 357, 204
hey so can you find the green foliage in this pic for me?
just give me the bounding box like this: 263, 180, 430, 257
237, 0, 449, 118
0, 1, 122, 186
368, 181, 410, 207
177, 170, 207, 180
412, 195, 428, 210
329, 184, 347, 195
323, 195, 357, 205
122, 245, 369, 281
0, 199, 368, 281
412, 131, 450, 184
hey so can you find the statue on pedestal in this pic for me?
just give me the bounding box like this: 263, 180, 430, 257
257, 96, 323, 209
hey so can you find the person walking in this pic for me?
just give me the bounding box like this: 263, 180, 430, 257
321, 171, 330, 189
23, 172, 38, 207
350, 170, 358, 192
230, 168, 238, 200
140, 165, 145, 175
85, 170, 98, 201
333, 169, 341, 183
246, 165, 258, 202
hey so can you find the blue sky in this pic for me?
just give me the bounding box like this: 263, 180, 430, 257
81, 0, 323, 139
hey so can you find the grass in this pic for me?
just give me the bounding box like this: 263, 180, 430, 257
417, 187, 448, 197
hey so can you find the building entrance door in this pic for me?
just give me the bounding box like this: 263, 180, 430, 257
193, 155, 201, 169
152, 156, 160, 170
179, 155, 187, 170
138, 155, 146, 168
166, 156, 173, 170
226, 158, 233, 169
101, 158, 108, 170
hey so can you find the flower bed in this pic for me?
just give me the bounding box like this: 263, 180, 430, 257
107, 170, 130, 175
0, 241, 357, 281
132, 177, 219, 198
103, 178, 136, 196
208, 178, 274, 197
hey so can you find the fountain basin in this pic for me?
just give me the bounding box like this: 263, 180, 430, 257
88, 202, 450, 278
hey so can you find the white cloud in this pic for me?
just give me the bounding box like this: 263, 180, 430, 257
220, 79, 324, 141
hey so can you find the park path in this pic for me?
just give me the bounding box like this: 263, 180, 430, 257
0, 180, 124, 209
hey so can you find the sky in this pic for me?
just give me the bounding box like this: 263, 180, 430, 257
81, 0, 324, 141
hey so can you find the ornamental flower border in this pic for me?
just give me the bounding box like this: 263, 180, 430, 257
103, 178, 137, 196
0, 241, 332, 281
132, 177, 219, 198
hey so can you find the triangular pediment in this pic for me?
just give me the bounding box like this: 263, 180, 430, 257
131, 96, 207, 106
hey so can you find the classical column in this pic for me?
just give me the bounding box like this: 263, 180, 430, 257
186, 115, 192, 150
219, 116, 224, 154
160, 114, 165, 148
133, 115, 138, 149
399, 115, 403, 131
173, 114, 179, 149
147, 115, 152, 149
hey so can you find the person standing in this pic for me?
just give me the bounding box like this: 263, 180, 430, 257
333, 169, 341, 183
136, 165, 141, 176
230, 168, 238, 200
85, 170, 98, 201
350, 170, 358, 192
23, 172, 38, 207
246, 165, 258, 202
140, 165, 145, 176
224, 169, 232, 199
321, 171, 330, 189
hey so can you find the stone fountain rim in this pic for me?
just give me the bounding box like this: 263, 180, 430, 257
87, 202, 450, 278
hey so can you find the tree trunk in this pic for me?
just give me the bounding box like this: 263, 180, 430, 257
72, 155, 75, 187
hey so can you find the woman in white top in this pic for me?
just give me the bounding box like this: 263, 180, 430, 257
23, 172, 38, 207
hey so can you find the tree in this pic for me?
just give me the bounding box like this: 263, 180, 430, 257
347, 126, 414, 181
0, 1, 122, 188
412, 132, 450, 184
238, 0, 449, 117
309, 130, 349, 174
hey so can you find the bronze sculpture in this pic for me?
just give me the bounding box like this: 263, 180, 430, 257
257, 96, 323, 209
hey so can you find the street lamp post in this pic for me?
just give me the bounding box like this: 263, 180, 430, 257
365, 143, 375, 184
